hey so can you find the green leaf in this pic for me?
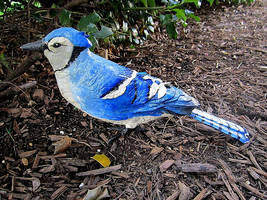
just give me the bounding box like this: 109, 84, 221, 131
160, 14, 173, 25
188, 13, 200, 22
207, 0, 215, 6
182, 0, 201, 8
166, 22, 177, 39
87, 11, 101, 24
59, 9, 71, 26
77, 12, 101, 31
185, 9, 200, 22
148, 0, 156, 7
173, 9, 187, 21
140, 0, 148, 7
86, 23, 99, 33
94, 26, 113, 39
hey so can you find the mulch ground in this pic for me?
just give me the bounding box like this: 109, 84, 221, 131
0, 1, 266, 200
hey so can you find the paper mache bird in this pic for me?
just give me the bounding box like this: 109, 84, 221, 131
21, 27, 250, 143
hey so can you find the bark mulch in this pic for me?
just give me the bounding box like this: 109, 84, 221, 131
0, 1, 266, 199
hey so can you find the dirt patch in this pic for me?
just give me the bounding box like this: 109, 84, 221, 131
0, 2, 266, 199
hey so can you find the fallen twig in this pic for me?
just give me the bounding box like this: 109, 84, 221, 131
76, 164, 121, 176
0, 81, 36, 99
178, 163, 217, 173
193, 188, 212, 200
0, 53, 42, 91
247, 151, 262, 171
240, 182, 267, 199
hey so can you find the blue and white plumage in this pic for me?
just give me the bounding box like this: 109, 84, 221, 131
21, 27, 250, 143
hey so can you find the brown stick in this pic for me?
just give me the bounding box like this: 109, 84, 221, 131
247, 151, 263, 171
76, 164, 121, 176
0, 81, 37, 99
0, 53, 42, 91
240, 182, 267, 199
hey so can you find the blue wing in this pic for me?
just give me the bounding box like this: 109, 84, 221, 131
68, 50, 199, 121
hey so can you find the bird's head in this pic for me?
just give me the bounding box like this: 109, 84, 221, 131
21, 27, 92, 71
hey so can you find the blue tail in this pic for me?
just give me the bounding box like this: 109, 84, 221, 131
190, 109, 250, 143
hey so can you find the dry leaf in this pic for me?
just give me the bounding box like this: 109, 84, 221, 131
53, 136, 72, 154
91, 154, 111, 168
83, 186, 109, 200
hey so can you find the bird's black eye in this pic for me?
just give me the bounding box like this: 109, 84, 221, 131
53, 43, 61, 48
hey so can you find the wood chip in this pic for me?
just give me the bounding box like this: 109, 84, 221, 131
39, 153, 67, 160
193, 188, 212, 200
51, 185, 68, 200
32, 89, 44, 101
219, 159, 246, 200
223, 191, 234, 200
18, 150, 37, 158
228, 158, 252, 165
247, 167, 260, 180
111, 171, 129, 179
13, 119, 21, 135
39, 165, 55, 173
218, 159, 236, 182
247, 151, 262, 171
159, 159, 174, 172
8, 193, 31, 199
179, 163, 217, 173
76, 164, 121, 176
150, 146, 164, 155
147, 180, 152, 193
220, 172, 239, 200
99, 133, 109, 144
15, 177, 40, 192
240, 182, 267, 199
250, 167, 267, 178
178, 181, 192, 200
32, 154, 40, 169
166, 190, 180, 200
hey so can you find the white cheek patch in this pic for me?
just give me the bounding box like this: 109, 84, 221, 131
102, 71, 137, 99
48, 37, 73, 51
143, 75, 167, 99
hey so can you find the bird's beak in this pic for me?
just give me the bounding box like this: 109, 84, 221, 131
20, 40, 46, 51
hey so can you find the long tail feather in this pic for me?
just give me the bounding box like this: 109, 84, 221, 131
190, 109, 250, 143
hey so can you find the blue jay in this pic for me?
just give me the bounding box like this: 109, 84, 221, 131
21, 27, 250, 143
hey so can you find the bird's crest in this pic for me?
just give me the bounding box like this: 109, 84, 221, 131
44, 27, 92, 48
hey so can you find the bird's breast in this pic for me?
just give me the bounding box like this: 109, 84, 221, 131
54, 69, 81, 109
